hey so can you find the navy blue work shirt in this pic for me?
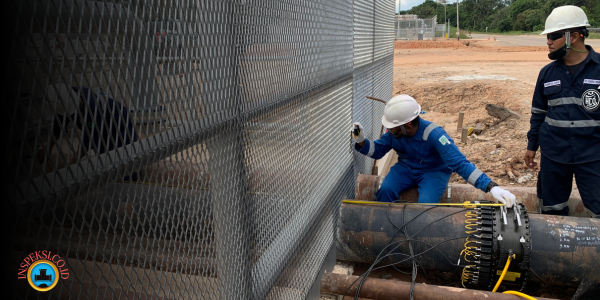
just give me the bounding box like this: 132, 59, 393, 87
355, 118, 492, 192
527, 45, 600, 164
52, 87, 139, 154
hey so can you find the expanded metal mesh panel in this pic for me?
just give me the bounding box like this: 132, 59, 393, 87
238, 0, 354, 112
372, 56, 394, 103
352, 0, 394, 177
6, 0, 393, 299
352, 66, 379, 176
374, 0, 395, 61
351, 57, 392, 177
353, 0, 375, 68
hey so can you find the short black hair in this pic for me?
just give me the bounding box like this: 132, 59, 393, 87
571, 27, 588, 43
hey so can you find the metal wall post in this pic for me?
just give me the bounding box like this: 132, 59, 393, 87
207, 128, 252, 299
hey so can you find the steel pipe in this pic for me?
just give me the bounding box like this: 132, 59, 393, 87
320, 272, 558, 300
355, 174, 588, 217
336, 203, 600, 287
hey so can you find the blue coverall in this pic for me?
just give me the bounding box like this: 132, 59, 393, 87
52, 87, 139, 180
527, 45, 600, 217
355, 118, 492, 203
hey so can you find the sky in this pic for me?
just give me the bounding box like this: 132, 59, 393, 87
397, 0, 457, 13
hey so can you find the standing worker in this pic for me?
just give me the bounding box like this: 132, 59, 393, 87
352, 94, 516, 206
524, 5, 600, 217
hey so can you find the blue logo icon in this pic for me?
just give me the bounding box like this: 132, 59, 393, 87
27, 260, 59, 292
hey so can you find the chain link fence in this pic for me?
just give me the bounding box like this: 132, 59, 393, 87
395, 16, 438, 40
435, 24, 447, 38
6, 0, 394, 299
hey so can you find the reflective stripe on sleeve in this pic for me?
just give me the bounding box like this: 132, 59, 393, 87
366, 140, 375, 157
542, 201, 568, 212
467, 168, 483, 185
547, 97, 581, 106
544, 117, 600, 128
531, 107, 547, 114
422, 123, 440, 141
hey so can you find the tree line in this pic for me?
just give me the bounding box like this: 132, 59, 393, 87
401, 0, 600, 33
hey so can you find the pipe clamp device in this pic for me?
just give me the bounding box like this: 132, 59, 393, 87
461, 202, 531, 291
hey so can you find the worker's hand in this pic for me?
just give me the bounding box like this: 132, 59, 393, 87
351, 122, 365, 143
490, 186, 516, 208
524, 150, 538, 169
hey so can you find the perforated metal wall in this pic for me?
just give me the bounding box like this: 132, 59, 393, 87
5, 0, 394, 299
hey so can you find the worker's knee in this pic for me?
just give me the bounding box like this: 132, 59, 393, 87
417, 186, 447, 203
416, 171, 451, 203
376, 165, 414, 202
376, 186, 398, 203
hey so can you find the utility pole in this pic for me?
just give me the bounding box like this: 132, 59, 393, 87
444, 0, 448, 20
457, 0, 460, 41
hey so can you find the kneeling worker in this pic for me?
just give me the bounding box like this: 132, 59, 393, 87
352, 94, 516, 206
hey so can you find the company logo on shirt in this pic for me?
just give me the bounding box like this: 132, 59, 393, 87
582, 89, 600, 112
438, 135, 450, 146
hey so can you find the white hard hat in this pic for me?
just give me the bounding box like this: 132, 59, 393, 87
381, 94, 421, 128
47, 83, 79, 116
540, 5, 590, 35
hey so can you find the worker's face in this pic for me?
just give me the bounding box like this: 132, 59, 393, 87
547, 31, 566, 53
389, 124, 410, 139
388, 126, 402, 138
546, 31, 579, 52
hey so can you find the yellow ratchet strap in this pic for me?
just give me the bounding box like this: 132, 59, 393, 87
342, 200, 505, 208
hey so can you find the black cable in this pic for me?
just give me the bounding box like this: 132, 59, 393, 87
346, 203, 419, 300
402, 204, 418, 300
391, 206, 468, 300
348, 235, 471, 299
528, 267, 548, 285
388, 238, 470, 268
344, 235, 471, 300
341, 239, 405, 300
346, 202, 470, 300
386, 204, 437, 282
371, 236, 471, 271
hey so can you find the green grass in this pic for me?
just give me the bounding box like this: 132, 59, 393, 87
447, 26, 471, 40
588, 32, 600, 39
470, 30, 600, 39
470, 30, 542, 36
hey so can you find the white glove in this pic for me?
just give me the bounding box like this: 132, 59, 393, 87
490, 186, 516, 208
351, 122, 365, 143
